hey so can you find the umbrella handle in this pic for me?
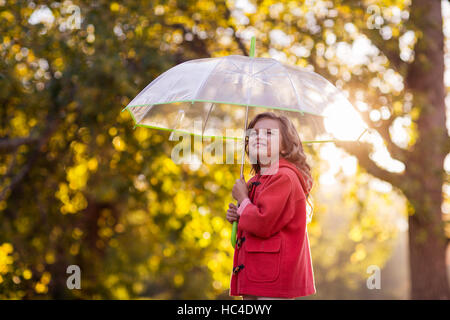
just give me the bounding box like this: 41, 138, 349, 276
231, 220, 238, 249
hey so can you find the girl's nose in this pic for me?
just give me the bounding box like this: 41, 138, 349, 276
257, 137, 267, 144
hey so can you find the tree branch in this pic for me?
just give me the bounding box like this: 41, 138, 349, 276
334, 140, 405, 189
223, 3, 248, 56
0, 136, 39, 153
357, 108, 409, 163
0, 114, 61, 202
162, 22, 210, 59
0, 149, 18, 184
360, 27, 405, 73
376, 117, 410, 163
351, 2, 407, 74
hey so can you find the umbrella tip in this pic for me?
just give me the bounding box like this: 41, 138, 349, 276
250, 36, 256, 58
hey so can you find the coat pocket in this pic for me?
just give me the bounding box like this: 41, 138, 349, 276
244, 235, 282, 282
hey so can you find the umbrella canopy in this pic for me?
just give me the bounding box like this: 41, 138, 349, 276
121, 55, 367, 144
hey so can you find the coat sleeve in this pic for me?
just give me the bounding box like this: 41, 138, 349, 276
238, 172, 295, 239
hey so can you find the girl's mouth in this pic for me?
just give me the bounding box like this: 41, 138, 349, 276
251, 143, 267, 148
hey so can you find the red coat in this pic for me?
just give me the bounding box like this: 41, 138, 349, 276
229, 158, 316, 298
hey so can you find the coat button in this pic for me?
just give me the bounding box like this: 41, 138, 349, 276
233, 264, 244, 274
236, 236, 246, 249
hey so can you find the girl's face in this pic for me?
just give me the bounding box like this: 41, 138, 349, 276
248, 118, 284, 165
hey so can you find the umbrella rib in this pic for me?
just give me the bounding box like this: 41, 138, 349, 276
226, 56, 243, 73
192, 58, 225, 101
246, 58, 255, 106
283, 68, 304, 115
134, 104, 155, 124
124, 69, 171, 111
252, 61, 277, 77
202, 102, 215, 137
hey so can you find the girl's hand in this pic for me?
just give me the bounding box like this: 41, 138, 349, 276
226, 203, 239, 224
232, 178, 248, 204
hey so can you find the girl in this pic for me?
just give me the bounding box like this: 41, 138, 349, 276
226, 112, 316, 300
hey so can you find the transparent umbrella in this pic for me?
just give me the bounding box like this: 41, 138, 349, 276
121, 37, 368, 247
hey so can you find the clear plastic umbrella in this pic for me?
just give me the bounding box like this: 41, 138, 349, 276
121, 37, 368, 247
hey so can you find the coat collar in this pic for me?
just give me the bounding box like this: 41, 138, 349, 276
259, 157, 284, 176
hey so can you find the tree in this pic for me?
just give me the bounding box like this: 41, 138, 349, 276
335, 0, 450, 299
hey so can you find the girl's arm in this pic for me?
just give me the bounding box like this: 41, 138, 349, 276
237, 197, 251, 216
238, 172, 297, 239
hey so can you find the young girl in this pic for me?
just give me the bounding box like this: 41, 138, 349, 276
226, 111, 316, 300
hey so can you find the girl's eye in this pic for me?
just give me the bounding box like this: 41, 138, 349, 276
247, 129, 276, 138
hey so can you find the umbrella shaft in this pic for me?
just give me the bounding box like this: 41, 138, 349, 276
240, 105, 249, 179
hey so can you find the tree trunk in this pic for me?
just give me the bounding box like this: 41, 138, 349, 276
403, 0, 449, 299
407, 216, 449, 299
405, 185, 449, 299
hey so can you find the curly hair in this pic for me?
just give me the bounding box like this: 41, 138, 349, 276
244, 111, 314, 219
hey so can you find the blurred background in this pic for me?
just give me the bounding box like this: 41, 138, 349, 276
0, 0, 449, 299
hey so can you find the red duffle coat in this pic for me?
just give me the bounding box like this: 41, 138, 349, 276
229, 157, 316, 298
